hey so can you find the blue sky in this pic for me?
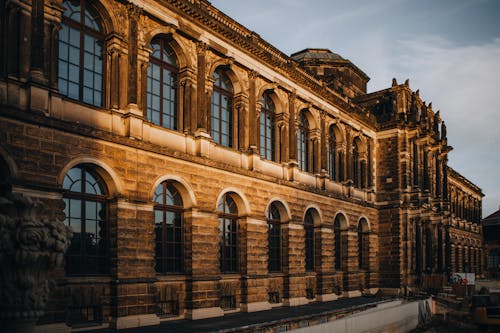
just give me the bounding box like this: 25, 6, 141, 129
210, 0, 500, 217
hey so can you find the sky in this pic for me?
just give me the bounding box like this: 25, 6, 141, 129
210, 0, 500, 217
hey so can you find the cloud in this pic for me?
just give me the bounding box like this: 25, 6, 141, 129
390, 36, 500, 215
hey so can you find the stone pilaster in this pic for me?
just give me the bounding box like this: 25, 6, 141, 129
0, 186, 72, 333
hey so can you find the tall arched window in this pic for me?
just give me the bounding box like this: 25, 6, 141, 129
153, 181, 184, 273
147, 39, 178, 129
304, 209, 315, 271
334, 214, 346, 270
63, 165, 108, 275
297, 111, 310, 172
328, 125, 343, 181
267, 203, 281, 272
211, 68, 233, 147
358, 219, 369, 270
353, 140, 359, 187
218, 194, 238, 273
58, 0, 104, 107
260, 91, 276, 161
352, 138, 366, 188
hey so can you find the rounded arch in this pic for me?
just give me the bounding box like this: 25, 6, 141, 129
328, 123, 345, 144
144, 31, 191, 69
353, 135, 367, 154
265, 198, 291, 222
258, 88, 284, 114
297, 108, 318, 130
58, 157, 123, 196
216, 188, 251, 216
0, 145, 18, 180
77, 0, 118, 35
303, 205, 322, 225
333, 211, 349, 230
151, 175, 197, 209
208, 62, 243, 95
357, 217, 371, 233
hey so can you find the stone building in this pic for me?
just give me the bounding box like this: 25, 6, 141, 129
482, 208, 500, 278
0, 0, 484, 330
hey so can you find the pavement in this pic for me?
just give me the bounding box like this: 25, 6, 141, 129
79, 295, 391, 333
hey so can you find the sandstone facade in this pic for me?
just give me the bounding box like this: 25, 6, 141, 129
0, 0, 483, 330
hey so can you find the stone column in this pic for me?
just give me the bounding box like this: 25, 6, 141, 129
276, 113, 289, 163
248, 70, 258, 151
196, 42, 209, 133
0, 185, 72, 333
234, 93, 249, 151
240, 217, 271, 312
179, 68, 196, 134
315, 226, 337, 301
367, 233, 379, 289
185, 209, 223, 320
109, 200, 159, 330
343, 230, 361, 296
320, 112, 327, 173
310, 128, 321, 174
282, 222, 307, 306
106, 35, 126, 111
287, 92, 297, 163
44, 0, 64, 89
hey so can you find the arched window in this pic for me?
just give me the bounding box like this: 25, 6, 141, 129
297, 111, 310, 172
304, 209, 315, 271
153, 181, 184, 273
58, 0, 104, 107
260, 91, 276, 161
357, 219, 369, 270
352, 138, 366, 188
147, 39, 178, 129
211, 68, 233, 147
328, 125, 343, 181
334, 214, 346, 271
218, 194, 238, 273
63, 165, 108, 275
267, 203, 281, 272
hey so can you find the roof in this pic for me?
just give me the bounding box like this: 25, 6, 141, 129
483, 208, 500, 226
291, 48, 344, 61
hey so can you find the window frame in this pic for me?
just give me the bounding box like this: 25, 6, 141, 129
58, 0, 105, 107
147, 38, 179, 130
218, 194, 239, 273
62, 165, 109, 276
304, 209, 315, 271
211, 68, 234, 147
260, 91, 276, 161
297, 111, 310, 172
267, 203, 282, 273
153, 181, 185, 274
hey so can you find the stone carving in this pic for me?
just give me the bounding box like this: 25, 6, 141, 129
0, 183, 72, 322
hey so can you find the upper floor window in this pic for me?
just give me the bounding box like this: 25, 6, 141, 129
297, 111, 310, 172
267, 203, 281, 273
218, 193, 238, 273
58, 0, 104, 107
260, 91, 276, 161
153, 181, 184, 274
63, 165, 108, 275
328, 125, 343, 182
352, 138, 366, 188
304, 209, 315, 271
147, 39, 178, 129
211, 68, 233, 147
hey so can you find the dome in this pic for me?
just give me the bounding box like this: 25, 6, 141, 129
291, 48, 344, 62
